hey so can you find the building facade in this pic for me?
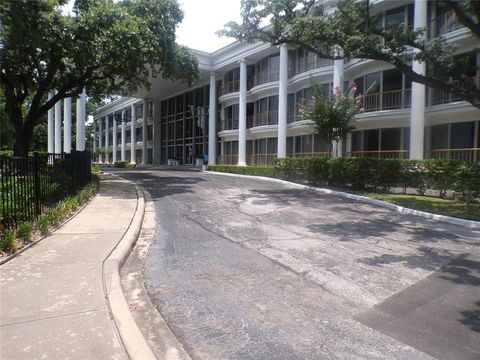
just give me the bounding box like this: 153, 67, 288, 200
93, 0, 480, 165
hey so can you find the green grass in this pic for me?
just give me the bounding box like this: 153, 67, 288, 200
363, 193, 480, 222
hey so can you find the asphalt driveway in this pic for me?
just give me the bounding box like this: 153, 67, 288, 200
115, 169, 480, 360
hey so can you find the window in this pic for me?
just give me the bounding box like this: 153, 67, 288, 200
381, 128, 401, 150
451, 122, 474, 149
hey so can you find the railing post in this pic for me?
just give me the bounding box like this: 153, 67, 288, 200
33, 152, 41, 217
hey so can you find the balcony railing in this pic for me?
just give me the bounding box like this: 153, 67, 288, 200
348, 150, 410, 159
218, 155, 238, 165
362, 89, 411, 112
247, 154, 277, 166
292, 152, 331, 158
425, 148, 479, 162
430, 11, 463, 37
431, 76, 479, 106
251, 111, 279, 127
220, 80, 240, 96
221, 119, 239, 131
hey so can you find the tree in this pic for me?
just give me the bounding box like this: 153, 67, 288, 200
299, 83, 361, 155
1, 0, 199, 156
220, 0, 480, 109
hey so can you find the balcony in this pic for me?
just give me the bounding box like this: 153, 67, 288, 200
361, 89, 411, 112
348, 150, 410, 159
431, 76, 479, 106
221, 119, 239, 131
292, 152, 330, 159
246, 154, 277, 166
250, 111, 279, 128
425, 148, 479, 162
430, 10, 463, 37
220, 80, 240, 96
218, 155, 238, 165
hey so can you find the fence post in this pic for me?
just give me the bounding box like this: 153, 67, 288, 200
33, 152, 41, 217
71, 151, 76, 194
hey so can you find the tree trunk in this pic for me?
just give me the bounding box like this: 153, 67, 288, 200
13, 125, 34, 157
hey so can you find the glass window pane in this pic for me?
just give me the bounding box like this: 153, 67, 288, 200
451, 121, 474, 148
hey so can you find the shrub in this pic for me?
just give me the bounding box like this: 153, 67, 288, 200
126, 163, 136, 169
114, 160, 129, 168
0, 229, 17, 252
37, 214, 51, 235
91, 164, 101, 173
207, 165, 277, 178
0, 150, 14, 158
17, 221, 34, 242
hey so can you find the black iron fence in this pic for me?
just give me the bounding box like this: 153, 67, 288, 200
0, 151, 91, 231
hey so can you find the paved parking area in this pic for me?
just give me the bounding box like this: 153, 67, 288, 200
117, 169, 480, 360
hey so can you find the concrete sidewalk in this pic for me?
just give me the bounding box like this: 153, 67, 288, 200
0, 175, 141, 360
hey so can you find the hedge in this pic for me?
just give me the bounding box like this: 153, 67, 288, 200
208, 158, 480, 199
114, 160, 136, 168
207, 165, 276, 178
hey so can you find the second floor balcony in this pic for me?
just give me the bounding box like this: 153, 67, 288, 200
361, 89, 412, 112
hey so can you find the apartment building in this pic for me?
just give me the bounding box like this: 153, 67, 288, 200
93, 0, 480, 165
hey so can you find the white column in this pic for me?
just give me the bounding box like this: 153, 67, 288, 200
76, 89, 86, 151
153, 100, 161, 164
410, 0, 427, 159
105, 115, 109, 163
277, 45, 288, 159
98, 118, 103, 163
54, 91, 62, 154
208, 73, 217, 165
142, 99, 148, 165
93, 119, 97, 160
121, 110, 126, 161
112, 114, 117, 163
63, 97, 72, 153
47, 92, 55, 154
238, 59, 247, 166
333, 50, 345, 157
130, 104, 136, 164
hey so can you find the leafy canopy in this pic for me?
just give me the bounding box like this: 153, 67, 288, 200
1, 0, 199, 155
220, 0, 480, 109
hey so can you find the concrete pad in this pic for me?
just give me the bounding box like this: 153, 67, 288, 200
1, 261, 105, 324
1, 308, 125, 360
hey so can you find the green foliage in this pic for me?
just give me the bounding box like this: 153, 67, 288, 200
0, 229, 17, 252
91, 164, 101, 172
221, 0, 480, 108
207, 165, 277, 178
0, 150, 13, 158
114, 160, 129, 168
1, 0, 199, 156
17, 221, 34, 242
365, 193, 480, 222
37, 214, 51, 235
126, 163, 137, 169
274, 157, 480, 199
97, 147, 111, 155
301, 83, 360, 147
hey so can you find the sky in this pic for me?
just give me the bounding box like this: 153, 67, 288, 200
176, 0, 241, 52
62, 0, 242, 53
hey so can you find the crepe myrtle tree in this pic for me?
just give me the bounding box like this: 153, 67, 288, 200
1, 0, 199, 156
298, 83, 363, 156
220, 0, 480, 109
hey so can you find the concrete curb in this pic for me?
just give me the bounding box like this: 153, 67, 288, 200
205, 171, 480, 230
102, 175, 156, 360
121, 185, 192, 360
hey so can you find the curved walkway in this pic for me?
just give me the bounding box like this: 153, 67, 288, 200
0, 175, 138, 360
